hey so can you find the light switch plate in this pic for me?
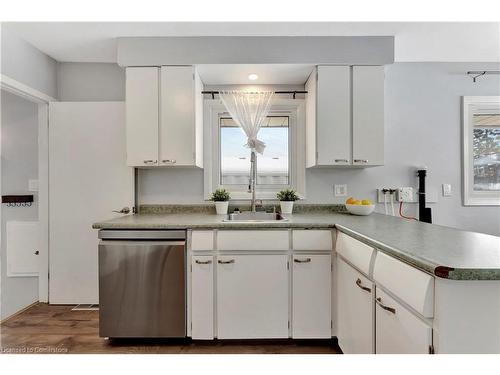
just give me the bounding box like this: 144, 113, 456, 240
442, 184, 452, 197
28, 179, 39, 192
334, 184, 347, 197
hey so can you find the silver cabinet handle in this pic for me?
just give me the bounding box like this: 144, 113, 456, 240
162, 159, 177, 164
218, 259, 235, 264
334, 159, 349, 163
376, 297, 396, 314
294, 258, 312, 263
355, 278, 372, 293
143, 160, 157, 164
353, 159, 369, 163
195, 259, 212, 265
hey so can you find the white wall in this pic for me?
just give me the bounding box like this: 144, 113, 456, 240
0, 90, 39, 320
57, 62, 125, 101
56, 62, 500, 236
0, 26, 58, 99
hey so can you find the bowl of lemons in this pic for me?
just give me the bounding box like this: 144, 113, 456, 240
345, 197, 375, 216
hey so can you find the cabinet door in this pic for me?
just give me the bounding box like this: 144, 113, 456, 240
292, 254, 331, 338
217, 255, 289, 339
191, 256, 214, 339
316, 66, 351, 166
160, 66, 196, 166
376, 288, 432, 354
352, 66, 384, 166
125, 67, 159, 167
337, 257, 375, 354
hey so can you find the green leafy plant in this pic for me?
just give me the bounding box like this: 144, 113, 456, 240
277, 189, 299, 202
211, 188, 231, 202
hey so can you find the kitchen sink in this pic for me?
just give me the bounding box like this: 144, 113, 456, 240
223, 212, 288, 222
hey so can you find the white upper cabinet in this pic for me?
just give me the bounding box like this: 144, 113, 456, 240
125, 66, 203, 168
126, 67, 159, 166
352, 66, 385, 166
306, 65, 385, 167
160, 66, 203, 167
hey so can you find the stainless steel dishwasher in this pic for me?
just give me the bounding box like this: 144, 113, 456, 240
98, 230, 186, 338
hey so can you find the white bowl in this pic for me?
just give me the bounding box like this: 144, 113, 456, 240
345, 204, 375, 216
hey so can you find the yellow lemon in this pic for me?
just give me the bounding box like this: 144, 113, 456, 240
361, 199, 372, 205
352, 200, 362, 205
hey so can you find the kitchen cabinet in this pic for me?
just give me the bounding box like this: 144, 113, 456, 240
125, 67, 159, 166
217, 254, 289, 339
160, 66, 203, 167
292, 254, 332, 338
375, 288, 432, 354
191, 255, 214, 339
336, 256, 375, 354
352, 66, 384, 166
305, 65, 384, 167
125, 66, 203, 167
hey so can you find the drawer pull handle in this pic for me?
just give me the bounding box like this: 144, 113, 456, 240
218, 259, 235, 264
294, 258, 311, 263
334, 159, 349, 163
195, 260, 212, 265
355, 278, 372, 293
353, 159, 369, 163
162, 159, 177, 164
143, 159, 157, 164
376, 297, 396, 314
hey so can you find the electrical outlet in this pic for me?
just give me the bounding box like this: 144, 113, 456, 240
334, 184, 347, 197
28, 179, 39, 192
398, 187, 414, 202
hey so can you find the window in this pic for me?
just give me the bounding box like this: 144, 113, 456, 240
204, 99, 306, 200
463, 96, 500, 205
220, 116, 289, 186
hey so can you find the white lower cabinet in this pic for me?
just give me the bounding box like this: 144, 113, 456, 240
292, 254, 332, 338
217, 254, 289, 339
336, 257, 375, 354
375, 288, 432, 354
191, 255, 214, 340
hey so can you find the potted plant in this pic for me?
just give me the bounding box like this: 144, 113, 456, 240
277, 189, 299, 214
211, 188, 231, 215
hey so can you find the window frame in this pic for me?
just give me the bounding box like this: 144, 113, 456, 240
203, 98, 306, 201
462, 96, 500, 206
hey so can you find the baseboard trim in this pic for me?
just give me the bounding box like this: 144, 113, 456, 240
0, 301, 39, 324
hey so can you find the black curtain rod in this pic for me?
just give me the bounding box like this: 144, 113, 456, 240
201, 90, 308, 99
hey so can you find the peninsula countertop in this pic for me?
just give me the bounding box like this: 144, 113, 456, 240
93, 210, 500, 281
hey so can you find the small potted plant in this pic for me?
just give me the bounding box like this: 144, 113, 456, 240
277, 189, 299, 214
211, 188, 231, 215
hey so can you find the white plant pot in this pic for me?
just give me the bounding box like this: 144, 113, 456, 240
215, 201, 229, 215
280, 201, 294, 214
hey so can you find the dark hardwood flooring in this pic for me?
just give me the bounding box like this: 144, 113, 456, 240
0, 303, 342, 354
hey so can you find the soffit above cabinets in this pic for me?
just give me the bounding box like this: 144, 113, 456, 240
197, 64, 315, 85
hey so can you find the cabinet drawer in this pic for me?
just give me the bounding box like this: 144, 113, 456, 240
293, 230, 332, 251
217, 230, 289, 251
191, 230, 214, 251
335, 231, 375, 275
375, 288, 432, 354
373, 252, 434, 318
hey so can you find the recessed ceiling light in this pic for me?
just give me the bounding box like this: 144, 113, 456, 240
248, 73, 258, 81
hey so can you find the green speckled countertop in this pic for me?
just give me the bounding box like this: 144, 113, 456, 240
93, 205, 500, 281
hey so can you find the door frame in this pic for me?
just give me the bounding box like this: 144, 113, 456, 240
0, 74, 57, 303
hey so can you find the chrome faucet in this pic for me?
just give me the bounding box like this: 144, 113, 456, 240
248, 150, 257, 212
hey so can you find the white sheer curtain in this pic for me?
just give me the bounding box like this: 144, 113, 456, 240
219, 90, 274, 154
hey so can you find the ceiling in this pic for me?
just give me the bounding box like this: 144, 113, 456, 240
2, 22, 499, 63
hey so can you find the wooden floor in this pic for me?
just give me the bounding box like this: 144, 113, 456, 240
0, 303, 342, 354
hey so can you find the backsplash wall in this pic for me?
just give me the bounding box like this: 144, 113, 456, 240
58, 62, 500, 235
